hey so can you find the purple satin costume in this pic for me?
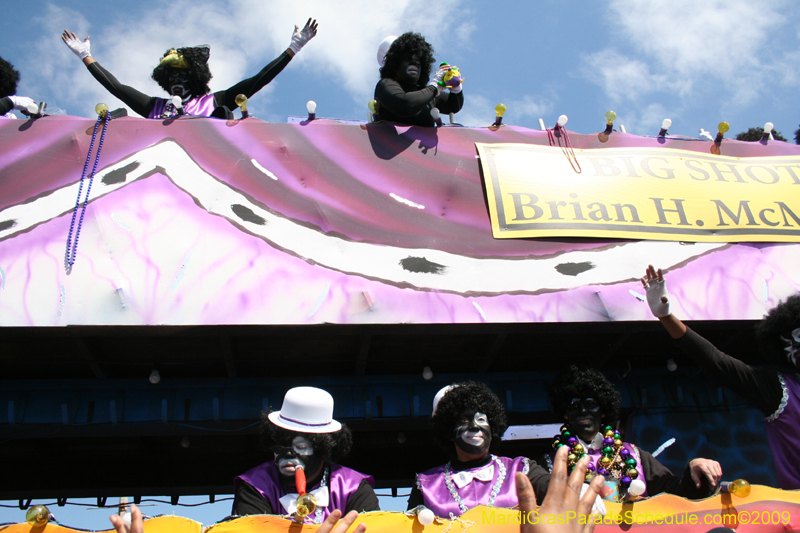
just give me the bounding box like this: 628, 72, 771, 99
546, 442, 647, 499
416, 456, 529, 517
766, 373, 800, 489
149, 94, 216, 119
234, 461, 374, 524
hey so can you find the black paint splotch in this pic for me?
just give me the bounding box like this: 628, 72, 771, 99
101, 161, 141, 185
0, 219, 17, 232
231, 204, 266, 225
555, 261, 594, 276
400, 256, 446, 274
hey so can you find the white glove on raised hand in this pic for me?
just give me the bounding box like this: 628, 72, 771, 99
289, 18, 318, 54
580, 482, 607, 516
428, 65, 449, 95
61, 31, 91, 59
8, 96, 37, 113
642, 266, 670, 317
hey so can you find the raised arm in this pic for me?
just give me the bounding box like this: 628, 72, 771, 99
62, 30, 156, 117
216, 19, 317, 111
641, 265, 783, 416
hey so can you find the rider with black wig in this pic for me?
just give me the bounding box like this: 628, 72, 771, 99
374, 32, 463, 127
0, 56, 37, 118
61, 19, 317, 119
643, 264, 800, 489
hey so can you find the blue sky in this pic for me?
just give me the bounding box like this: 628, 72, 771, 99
3, 0, 800, 138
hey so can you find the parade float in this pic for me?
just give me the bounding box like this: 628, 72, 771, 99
1, 109, 799, 531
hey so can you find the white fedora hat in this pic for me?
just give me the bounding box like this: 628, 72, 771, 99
268, 387, 342, 433
377, 35, 397, 67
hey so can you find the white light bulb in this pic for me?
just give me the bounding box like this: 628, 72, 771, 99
122, 513, 132, 531
418, 508, 435, 526
628, 479, 646, 497
430, 108, 440, 120
306, 101, 317, 114
149, 369, 160, 384
667, 358, 677, 372
557, 114, 568, 127
172, 95, 183, 109
422, 366, 433, 380
763, 122, 774, 133
661, 118, 672, 130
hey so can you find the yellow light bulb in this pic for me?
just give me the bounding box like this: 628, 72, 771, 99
495, 103, 506, 117
368, 99, 379, 114
95, 103, 108, 117
235, 94, 248, 112
604, 110, 616, 124
727, 479, 751, 498
26, 505, 50, 527
718, 122, 730, 134
295, 492, 317, 518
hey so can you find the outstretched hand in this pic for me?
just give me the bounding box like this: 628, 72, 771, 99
517, 446, 604, 533
289, 18, 318, 54
61, 30, 92, 60
318, 510, 366, 533
641, 264, 670, 318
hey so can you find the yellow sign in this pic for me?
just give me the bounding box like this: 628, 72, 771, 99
476, 143, 800, 242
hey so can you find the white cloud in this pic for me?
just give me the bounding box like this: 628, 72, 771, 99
578, 0, 797, 134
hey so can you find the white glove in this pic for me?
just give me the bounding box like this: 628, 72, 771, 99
62, 31, 92, 59
449, 83, 462, 94
644, 275, 670, 317
289, 19, 318, 54
9, 96, 36, 112
428, 65, 449, 95
580, 483, 607, 516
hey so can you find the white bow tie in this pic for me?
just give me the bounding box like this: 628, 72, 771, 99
452, 464, 494, 489
279, 486, 330, 515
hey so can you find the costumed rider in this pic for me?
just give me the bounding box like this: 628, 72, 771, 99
232, 386, 379, 523
408, 381, 551, 517
643, 264, 800, 490
0, 56, 37, 118
547, 365, 722, 501
374, 32, 463, 127
61, 19, 317, 119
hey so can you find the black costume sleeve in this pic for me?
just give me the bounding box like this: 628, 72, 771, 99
406, 486, 423, 510
344, 478, 380, 513
231, 481, 274, 516
676, 327, 783, 416
86, 62, 156, 118
0, 97, 13, 115
433, 90, 464, 115
375, 78, 438, 118
215, 51, 293, 111
639, 448, 713, 499
526, 459, 551, 505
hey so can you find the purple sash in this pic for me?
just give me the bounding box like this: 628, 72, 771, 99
234, 461, 374, 524
416, 456, 529, 517
148, 94, 216, 118
765, 373, 800, 489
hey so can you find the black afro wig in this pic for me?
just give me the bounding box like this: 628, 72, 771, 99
431, 381, 508, 458
756, 294, 800, 367
379, 32, 435, 87
151, 45, 212, 97
548, 365, 621, 424
260, 411, 353, 464
0, 56, 20, 98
